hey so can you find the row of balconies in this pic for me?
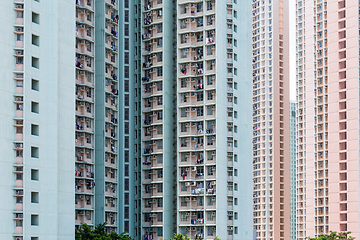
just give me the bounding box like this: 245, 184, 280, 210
76, 24, 93, 41
179, 142, 216, 151
143, 0, 163, 12
14, 5, 24, 237
75, 132, 93, 148
143, 83, 163, 96
179, 171, 216, 181
143, 100, 163, 112
142, 28, 163, 42
76, 0, 93, 10
142, 41, 163, 54
179, 94, 216, 106
142, 158, 163, 169
143, 128, 163, 140
76, 70, 93, 85
179, 63, 215, 76
179, 123, 216, 136
75, 179, 95, 194
76, 10, 93, 27
143, 190, 163, 198
76, 55, 93, 72
75, 194, 93, 208
179, 33, 215, 48
179, 107, 216, 121
178, 78, 216, 92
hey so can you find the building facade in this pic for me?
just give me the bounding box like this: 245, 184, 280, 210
0, 0, 255, 239
175, 0, 253, 239
296, 0, 360, 239
0, 0, 75, 239
137, 0, 254, 239
290, 101, 296, 240
75, 0, 121, 232
252, 0, 291, 239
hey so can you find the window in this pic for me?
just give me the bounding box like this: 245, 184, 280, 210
124, 10, 129, 22
31, 169, 39, 181
31, 79, 39, 91
31, 101, 39, 113
124, 108, 129, 120
16, 173, 22, 180
16, 196, 23, 203
16, 34, 23, 41
32, 12, 40, 24
31, 192, 39, 203
157, 67, 163, 76
32, 57, 39, 69
124, 52, 129, 64
124, 38, 129, 50
16, 56, 23, 64
31, 124, 39, 136
16, 11, 24, 18
31, 146, 39, 158
124, 24, 129, 36
124, 193, 129, 204
16, 81, 23, 87
124, 179, 129, 191
124, 66, 129, 78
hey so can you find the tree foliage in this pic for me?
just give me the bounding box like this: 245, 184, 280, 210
306, 231, 354, 240
75, 222, 133, 240
166, 233, 220, 240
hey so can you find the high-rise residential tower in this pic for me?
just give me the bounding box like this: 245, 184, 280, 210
0, 0, 75, 239
296, 0, 360, 239
136, 0, 254, 239
290, 101, 296, 240
74, 0, 119, 231
252, 0, 290, 239
0, 1, 255, 239
175, 0, 253, 239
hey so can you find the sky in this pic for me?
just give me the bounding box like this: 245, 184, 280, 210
289, 0, 296, 101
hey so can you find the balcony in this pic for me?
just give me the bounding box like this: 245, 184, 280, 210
76, 0, 94, 10
76, 42, 93, 56
76, 12, 93, 26
76, 71, 93, 86
105, 199, 116, 211
75, 195, 93, 209
75, 212, 93, 225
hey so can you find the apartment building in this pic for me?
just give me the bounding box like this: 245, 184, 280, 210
75, 0, 122, 233
137, 0, 253, 239
175, 0, 253, 239
296, 0, 360, 239
0, 0, 254, 239
0, 0, 75, 239
290, 101, 296, 240
252, 0, 290, 239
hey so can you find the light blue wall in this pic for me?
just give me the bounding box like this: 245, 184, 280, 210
232, 0, 254, 239
0, 0, 75, 239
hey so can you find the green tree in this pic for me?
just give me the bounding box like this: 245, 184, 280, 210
306, 231, 354, 240
165, 233, 220, 240
168, 233, 190, 240
75, 222, 133, 240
